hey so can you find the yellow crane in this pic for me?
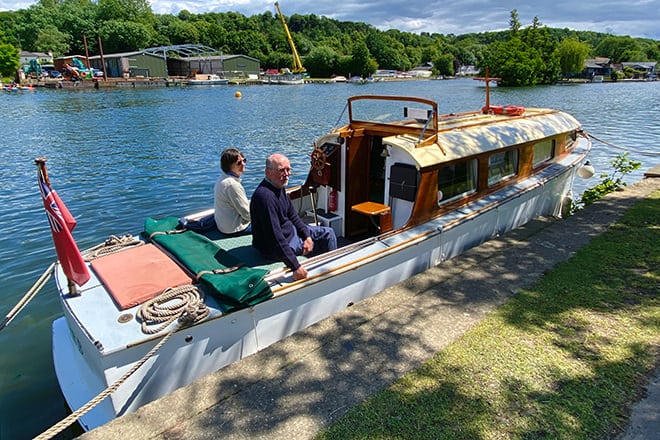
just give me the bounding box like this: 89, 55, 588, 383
274, 2, 306, 74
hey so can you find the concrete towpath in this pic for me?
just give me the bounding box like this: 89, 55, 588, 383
79, 175, 660, 440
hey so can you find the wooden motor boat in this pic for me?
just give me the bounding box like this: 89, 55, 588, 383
48, 94, 592, 432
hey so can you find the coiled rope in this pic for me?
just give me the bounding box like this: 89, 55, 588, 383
137, 285, 210, 334
35, 285, 209, 440
81, 234, 143, 261
585, 131, 660, 157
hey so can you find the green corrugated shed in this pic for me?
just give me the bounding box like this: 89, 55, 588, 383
221, 55, 261, 78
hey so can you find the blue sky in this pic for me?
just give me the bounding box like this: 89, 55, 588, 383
2, 0, 659, 40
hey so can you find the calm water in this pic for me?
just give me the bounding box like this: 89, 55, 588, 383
1, 79, 658, 439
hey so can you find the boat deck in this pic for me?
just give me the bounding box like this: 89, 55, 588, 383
58, 132, 590, 357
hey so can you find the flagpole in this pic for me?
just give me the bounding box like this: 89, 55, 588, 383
35, 157, 81, 296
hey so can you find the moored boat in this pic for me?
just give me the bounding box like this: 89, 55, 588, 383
186, 74, 229, 85
44, 93, 592, 434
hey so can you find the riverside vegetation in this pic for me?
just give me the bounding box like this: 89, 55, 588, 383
316, 187, 659, 439
0, 2, 659, 84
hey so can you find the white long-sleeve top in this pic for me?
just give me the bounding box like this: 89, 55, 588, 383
214, 173, 250, 234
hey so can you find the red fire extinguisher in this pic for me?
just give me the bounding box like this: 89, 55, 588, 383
328, 188, 338, 212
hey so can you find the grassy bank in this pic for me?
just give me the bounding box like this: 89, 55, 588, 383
317, 191, 659, 440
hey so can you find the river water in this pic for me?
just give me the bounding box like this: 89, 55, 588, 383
1, 79, 658, 439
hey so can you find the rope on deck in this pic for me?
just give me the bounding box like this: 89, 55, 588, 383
137, 285, 209, 334
35, 285, 209, 440
0, 263, 54, 333
81, 234, 144, 261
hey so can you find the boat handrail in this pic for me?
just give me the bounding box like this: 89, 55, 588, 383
264, 234, 386, 283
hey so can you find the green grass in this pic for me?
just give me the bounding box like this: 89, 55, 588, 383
316, 191, 660, 440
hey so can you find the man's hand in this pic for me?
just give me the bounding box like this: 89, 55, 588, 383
302, 237, 314, 255
293, 266, 308, 280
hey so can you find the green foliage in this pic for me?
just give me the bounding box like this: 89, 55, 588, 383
97, 0, 154, 25
349, 39, 378, 78
432, 53, 454, 76
595, 36, 641, 63
0, 42, 20, 78
98, 20, 155, 53
34, 25, 71, 55
305, 45, 341, 77
483, 37, 545, 86
0, 2, 657, 80
556, 38, 592, 76
579, 153, 642, 207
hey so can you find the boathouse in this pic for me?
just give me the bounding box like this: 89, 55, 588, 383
86, 51, 168, 78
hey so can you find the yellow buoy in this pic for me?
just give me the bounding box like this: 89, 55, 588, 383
235, 91, 242, 98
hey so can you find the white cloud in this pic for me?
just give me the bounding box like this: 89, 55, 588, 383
1, 0, 658, 39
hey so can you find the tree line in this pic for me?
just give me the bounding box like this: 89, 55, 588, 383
1, 0, 658, 85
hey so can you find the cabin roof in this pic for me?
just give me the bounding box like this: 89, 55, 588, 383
384, 108, 581, 168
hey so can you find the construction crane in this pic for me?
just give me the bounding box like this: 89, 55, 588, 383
274, 2, 306, 74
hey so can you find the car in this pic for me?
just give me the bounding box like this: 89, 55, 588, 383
48, 70, 62, 79
93, 69, 104, 78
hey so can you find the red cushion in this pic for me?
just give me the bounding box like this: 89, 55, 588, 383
91, 243, 193, 310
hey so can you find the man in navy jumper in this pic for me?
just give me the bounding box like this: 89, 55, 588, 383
250, 153, 337, 280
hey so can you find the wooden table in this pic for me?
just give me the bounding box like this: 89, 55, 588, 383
351, 201, 393, 233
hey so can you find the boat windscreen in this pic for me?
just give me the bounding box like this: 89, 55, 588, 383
348, 96, 437, 126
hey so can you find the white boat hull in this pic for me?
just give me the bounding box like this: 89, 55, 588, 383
53, 140, 584, 430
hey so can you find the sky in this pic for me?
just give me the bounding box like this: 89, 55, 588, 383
2, 0, 659, 40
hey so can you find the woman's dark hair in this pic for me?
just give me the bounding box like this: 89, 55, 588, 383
220, 148, 243, 173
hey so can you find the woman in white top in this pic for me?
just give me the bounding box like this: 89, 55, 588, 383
214, 148, 251, 235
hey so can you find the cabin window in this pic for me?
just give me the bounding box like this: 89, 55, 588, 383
437, 159, 477, 204
488, 149, 518, 186
533, 139, 555, 167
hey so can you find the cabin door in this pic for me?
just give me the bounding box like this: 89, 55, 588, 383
344, 134, 387, 238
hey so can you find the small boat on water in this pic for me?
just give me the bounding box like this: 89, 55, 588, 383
186, 74, 229, 86
2, 84, 35, 91
262, 72, 305, 85
43, 93, 592, 433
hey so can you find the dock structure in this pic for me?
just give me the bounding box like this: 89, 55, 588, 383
77, 172, 660, 440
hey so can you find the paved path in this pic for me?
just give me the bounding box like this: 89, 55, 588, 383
80, 177, 660, 440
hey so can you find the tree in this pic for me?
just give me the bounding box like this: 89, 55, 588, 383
509, 9, 521, 36
521, 17, 561, 83
34, 25, 70, 56
595, 36, 641, 63
0, 42, 20, 78
97, 0, 154, 25
349, 40, 377, 78
432, 53, 454, 76
556, 38, 591, 77
98, 20, 154, 53
304, 45, 340, 77
483, 38, 543, 86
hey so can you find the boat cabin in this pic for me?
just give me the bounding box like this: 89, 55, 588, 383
303, 95, 581, 240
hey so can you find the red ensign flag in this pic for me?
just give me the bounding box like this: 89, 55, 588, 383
38, 169, 90, 286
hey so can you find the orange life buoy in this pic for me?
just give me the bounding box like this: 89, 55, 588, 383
482, 105, 525, 116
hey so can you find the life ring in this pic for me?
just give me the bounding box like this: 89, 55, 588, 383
482, 105, 525, 116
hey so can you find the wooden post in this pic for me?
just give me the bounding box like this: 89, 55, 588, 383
485, 66, 491, 111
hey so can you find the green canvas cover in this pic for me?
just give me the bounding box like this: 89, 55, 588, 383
143, 217, 272, 312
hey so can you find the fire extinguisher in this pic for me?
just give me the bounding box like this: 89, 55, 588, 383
328, 188, 338, 212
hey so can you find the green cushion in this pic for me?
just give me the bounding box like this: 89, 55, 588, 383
143, 217, 272, 313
